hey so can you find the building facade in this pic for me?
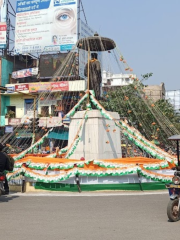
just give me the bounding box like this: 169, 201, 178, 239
144, 83, 165, 102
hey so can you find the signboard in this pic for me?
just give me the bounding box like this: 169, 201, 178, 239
29, 81, 69, 93
12, 68, 38, 79
15, 84, 29, 92
51, 81, 69, 91
15, 0, 78, 54
16, 132, 33, 138
39, 99, 57, 106
0, 22, 6, 48
29, 82, 51, 93
6, 85, 15, 93
39, 117, 62, 128
8, 118, 21, 126
5, 126, 13, 133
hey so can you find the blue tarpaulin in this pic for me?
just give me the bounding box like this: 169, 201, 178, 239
47, 131, 69, 140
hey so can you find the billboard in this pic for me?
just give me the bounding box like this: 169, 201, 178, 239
0, 0, 7, 22
0, 0, 7, 49
15, 0, 78, 54
39, 53, 67, 78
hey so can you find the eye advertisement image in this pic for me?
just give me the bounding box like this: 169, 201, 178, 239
14, 0, 78, 54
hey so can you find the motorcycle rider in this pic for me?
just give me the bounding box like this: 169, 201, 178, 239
0, 143, 9, 194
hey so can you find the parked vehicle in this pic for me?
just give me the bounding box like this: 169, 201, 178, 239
0, 172, 5, 196
166, 170, 180, 222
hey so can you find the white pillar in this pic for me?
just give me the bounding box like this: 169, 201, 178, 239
68, 110, 122, 160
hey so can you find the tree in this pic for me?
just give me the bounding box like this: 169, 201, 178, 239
100, 74, 180, 147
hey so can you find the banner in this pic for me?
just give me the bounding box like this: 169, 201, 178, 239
12, 68, 38, 79
8, 118, 21, 126
39, 117, 62, 128
29, 81, 69, 93
15, 0, 78, 54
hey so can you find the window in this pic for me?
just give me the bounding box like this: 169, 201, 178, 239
41, 106, 49, 117
6, 106, 16, 118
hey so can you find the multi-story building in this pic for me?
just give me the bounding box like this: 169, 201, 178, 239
0, 53, 86, 149
0, 57, 14, 137
102, 70, 136, 94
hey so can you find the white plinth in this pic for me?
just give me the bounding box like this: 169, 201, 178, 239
68, 110, 122, 160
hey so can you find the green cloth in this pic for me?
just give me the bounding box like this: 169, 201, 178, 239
35, 182, 167, 192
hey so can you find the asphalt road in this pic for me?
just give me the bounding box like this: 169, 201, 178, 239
0, 192, 179, 240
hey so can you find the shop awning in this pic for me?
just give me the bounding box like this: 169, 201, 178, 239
47, 131, 69, 140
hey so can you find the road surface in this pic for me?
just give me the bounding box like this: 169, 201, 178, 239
0, 191, 179, 240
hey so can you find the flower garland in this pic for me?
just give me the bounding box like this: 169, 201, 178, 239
45, 146, 68, 158
65, 93, 88, 118
93, 159, 169, 170
13, 129, 53, 161
89, 94, 176, 164
65, 111, 87, 159
6, 164, 173, 184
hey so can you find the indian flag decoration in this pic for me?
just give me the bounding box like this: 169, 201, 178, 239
7, 157, 175, 183
6, 90, 176, 189
89, 94, 176, 165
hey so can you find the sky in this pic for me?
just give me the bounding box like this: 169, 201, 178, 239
82, 0, 180, 91
9, 0, 180, 91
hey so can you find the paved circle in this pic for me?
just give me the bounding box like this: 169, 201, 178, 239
0, 192, 179, 240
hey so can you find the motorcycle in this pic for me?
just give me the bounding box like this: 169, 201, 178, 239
166, 170, 180, 222
0, 172, 5, 196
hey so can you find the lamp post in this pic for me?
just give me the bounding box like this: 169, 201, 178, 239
168, 135, 180, 168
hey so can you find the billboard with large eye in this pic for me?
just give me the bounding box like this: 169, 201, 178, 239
15, 0, 78, 54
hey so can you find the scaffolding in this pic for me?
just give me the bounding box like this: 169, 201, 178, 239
166, 90, 180, 113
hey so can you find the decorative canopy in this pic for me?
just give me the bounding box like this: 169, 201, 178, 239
168, 135, 180, 141
77, 33, 116, 52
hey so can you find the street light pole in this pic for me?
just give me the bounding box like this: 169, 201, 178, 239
177, 140, 180, 167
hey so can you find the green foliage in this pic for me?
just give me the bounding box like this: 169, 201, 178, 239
101, 75, 179, 146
